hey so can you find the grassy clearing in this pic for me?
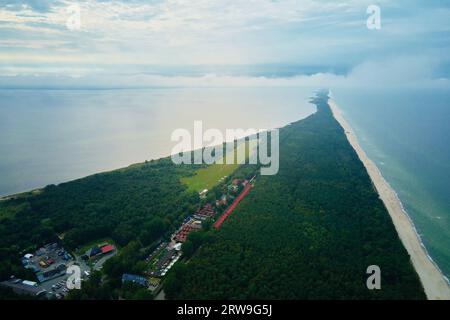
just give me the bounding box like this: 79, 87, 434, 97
181, 163, 239, 193
181, 139, 258, 193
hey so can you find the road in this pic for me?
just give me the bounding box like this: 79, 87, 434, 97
93, 251, 117, 271
154, 289, 165, 300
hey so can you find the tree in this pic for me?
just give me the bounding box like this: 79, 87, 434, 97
182, 240, 194, 258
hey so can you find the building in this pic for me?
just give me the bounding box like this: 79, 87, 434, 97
122, 274, 148, 287
21, 242, 72, 284
217, 195, 227, 206
174, 218, 202, 242
23, 253, 33, 260
24, 264, 39, 273
199, 189, 208, 198
87, 246, 102, 258
175, 224, 195, 242
0, 279, 46, 297
36, 264, 66, 282
194, 203, 216, 219
86, 243, 115, 259
22, 280, 37, 287
100, 244, 115, 254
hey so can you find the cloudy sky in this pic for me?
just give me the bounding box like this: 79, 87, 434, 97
0, 0, 449, 87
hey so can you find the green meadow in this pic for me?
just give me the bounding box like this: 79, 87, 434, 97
181, 140, 258, 193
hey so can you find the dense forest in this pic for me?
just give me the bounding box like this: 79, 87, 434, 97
0, 158, 199, 283
164, 91, 426, 299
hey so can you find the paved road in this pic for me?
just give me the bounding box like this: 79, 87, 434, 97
155, 289, 165, 300
93, 252, 117, 271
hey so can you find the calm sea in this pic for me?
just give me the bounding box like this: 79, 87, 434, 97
0, 87, 315, 196
333, 87, 450, 281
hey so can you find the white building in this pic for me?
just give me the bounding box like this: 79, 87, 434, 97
199, 189, 208, 198
22, 280, 38, 287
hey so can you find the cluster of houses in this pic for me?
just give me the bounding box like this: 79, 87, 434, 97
21, 243, 72, 283
141, 204, 217, 286
174, 219, 202, 242
172, 202, 217, 243
193, 203, 215, 220
122, 176, 256, 294
0, 278, 46, 297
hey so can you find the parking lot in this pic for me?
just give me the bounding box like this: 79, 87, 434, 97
40, 257, 91, 299
23, 243, 72, 282
21, 243, 91, 299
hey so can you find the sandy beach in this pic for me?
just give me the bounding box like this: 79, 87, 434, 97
328, 98, 450, 300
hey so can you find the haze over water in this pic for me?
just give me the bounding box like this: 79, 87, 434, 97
0, 87, 315, 197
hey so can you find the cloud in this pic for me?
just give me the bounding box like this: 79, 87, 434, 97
0, 0, 449, 80
0, 55, 447, 90
346, 57, 435, 84
0, 0, 62, 13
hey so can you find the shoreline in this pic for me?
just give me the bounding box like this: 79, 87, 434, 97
328, 97, 450, 300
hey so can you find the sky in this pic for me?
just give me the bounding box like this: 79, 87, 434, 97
0, 0, 450, 88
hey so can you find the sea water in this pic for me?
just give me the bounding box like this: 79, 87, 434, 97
0, 87, 315, 196
333, 87, 450, 281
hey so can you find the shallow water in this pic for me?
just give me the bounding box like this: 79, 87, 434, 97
333, 87, 450, 280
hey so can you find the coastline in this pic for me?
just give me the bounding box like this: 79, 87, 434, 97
328, 97, 450, 300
